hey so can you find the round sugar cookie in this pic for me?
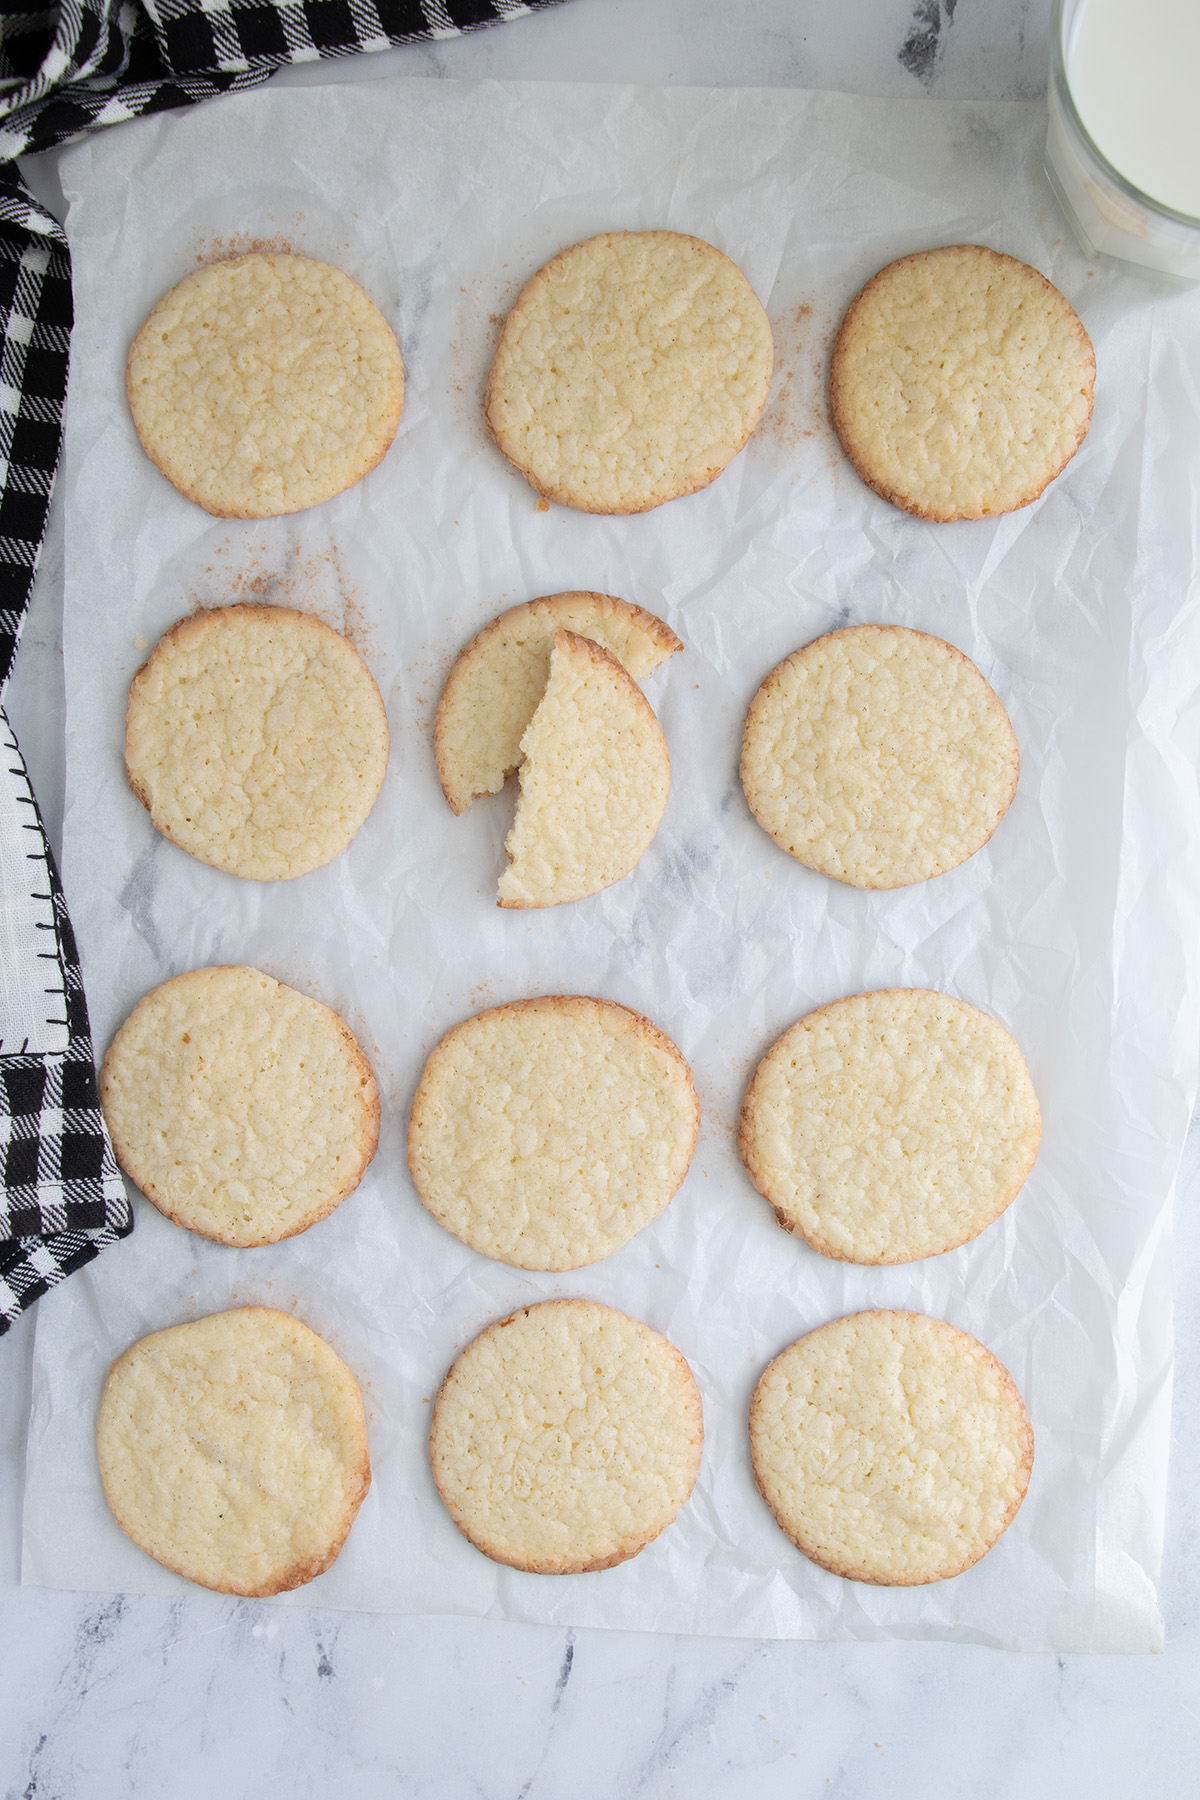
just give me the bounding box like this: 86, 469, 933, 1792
408, 994, 698, 1271
429, 1299, 703, 1573
497, 629, 671, 908
97, 1307, 371, 1596
830, 244, 1094, 522
125, 603, 389, 881
750, 1310, 1033, 1586
127, 252, 404, 517
485, 230, 774, 515
434, 591, 682, 814
740, 624, 1018, 888
100, 965, 379, 1248
738, 988, 1040, 1264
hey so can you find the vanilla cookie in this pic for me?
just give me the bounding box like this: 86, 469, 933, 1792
429, 1299, 703, 1573
97, 1307, 371, 1596
127, 253, 404, 517
486, 230, 774, 514
498, 629, 670, 907
830, 244, 1094, 521
125, 603, 389, 881
750, 1310, 1033, 1585
738, 988, 1040, 1264
435, 592, 682, 814
740, 624, 1018, 888
100, 966, 379, 1248
408, 994, 697, 1271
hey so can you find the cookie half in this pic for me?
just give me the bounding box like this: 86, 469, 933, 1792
738, 988, 1040, 1264
100, 966, 379, 1247
408, 994, 698, 1271
740, 624, 1018, 888
127, 253, 404, 517
429, 1299, 703, 1573
750, 1310, 1032, 1585
434, 592, 682, 814
486, 230, 774, 514
498, 629, 670, 907
830, 244, 1094, 521
97, 1307, 371, 1596
125, 603, 389, 881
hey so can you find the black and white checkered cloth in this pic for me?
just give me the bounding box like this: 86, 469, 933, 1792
0, 0, 566, 1333
0, 707, 131, 1327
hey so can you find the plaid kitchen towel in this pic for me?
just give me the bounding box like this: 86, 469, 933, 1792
0, 0, 567, 1333
0, 706, 130, 1330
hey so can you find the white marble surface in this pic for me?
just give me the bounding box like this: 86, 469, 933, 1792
5, 1, 1200, 1792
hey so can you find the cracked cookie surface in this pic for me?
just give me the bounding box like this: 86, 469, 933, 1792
738, 988, 1040, 1264
498, 629, 670, 907
408, 994, 697, 1271
101, 965, 379, 1247
127, 252, 403, 517
97, 1307, 370, 1596
750, 1310, 1032, 1585
740, 623, 1018, 888
125, 603, 388, 881
830, 244, 1094, 521
486, 230, 773, 514
430, 1299, 703, 1573
435, 591, 680, 815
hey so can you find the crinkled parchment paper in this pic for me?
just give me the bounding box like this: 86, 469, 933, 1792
21, 77, 1200, 1651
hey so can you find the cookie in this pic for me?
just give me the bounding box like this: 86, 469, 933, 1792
429, 1299, 703, 1573
125, 603, 389, 881
738, 988, 1040, 1264
740, 624, 1018, 888
485, 230, 774, 514
498, 629, 670, 907
408, 994, 697, 1271
434, 592, 682, 814
127, 252, 404, 517
97, 1307, 371, 1596
100, 966, 379, 1248
830, 244, 1094, 521
750, 1310, 1033, 1585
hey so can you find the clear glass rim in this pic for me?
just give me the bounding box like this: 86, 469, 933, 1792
1051, 0, 1200, 232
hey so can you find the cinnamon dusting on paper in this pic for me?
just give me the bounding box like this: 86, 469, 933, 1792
757, 301, 834, 465
198, 235, 296, 263
191, 220, 355, 268
182, 540, 373, 661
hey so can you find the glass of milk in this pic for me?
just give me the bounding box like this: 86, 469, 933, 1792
1045, 0, 1200, 281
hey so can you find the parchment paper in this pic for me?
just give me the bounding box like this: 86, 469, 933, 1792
21, 76, 1200, 1652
